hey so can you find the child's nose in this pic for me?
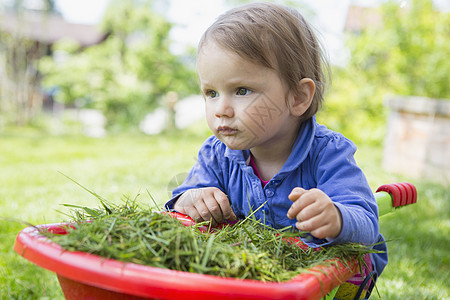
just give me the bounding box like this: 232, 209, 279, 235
215, 97, 234, 118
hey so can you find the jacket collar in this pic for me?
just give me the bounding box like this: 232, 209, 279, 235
224, 116, 316, 173
279, 116, 316, 174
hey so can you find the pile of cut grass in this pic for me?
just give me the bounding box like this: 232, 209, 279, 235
46, 196, 377, 282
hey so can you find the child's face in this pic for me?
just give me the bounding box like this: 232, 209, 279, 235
197, 42, 300, 151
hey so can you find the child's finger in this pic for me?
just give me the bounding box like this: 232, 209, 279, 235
295, 198, 324, 222
203, 193, 224, 224
309, 219, 335, 240
287, 190, 316, 219
309, 226, 329, 240
184, 206, 201, 223
214, 189, 237, 221
288, 187, 307, 201
193, 198, 216, 225
296, 212, 324, 231
298, 209, 341, 239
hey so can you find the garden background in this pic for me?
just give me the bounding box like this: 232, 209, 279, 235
1, 0, 449, 299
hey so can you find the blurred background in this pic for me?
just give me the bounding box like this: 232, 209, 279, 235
2, 0, 448, 184
0, 0, 449, 299
0, 0, 447, 141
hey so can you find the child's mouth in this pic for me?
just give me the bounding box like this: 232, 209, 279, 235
217, 126, 238, 136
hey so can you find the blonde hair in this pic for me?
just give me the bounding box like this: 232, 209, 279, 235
198, 2, 330, 119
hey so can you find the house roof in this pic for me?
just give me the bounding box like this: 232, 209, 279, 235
344, 5, 383, 33
0, 11, 107, 47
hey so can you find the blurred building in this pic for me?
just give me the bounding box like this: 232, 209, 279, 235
0, 4, 107, 124
0, 11, 107, 48
344, 5, 382, 34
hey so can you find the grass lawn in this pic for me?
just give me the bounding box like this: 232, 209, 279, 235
1, 126, 448, 299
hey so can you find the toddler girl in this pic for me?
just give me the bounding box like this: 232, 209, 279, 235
166, 2, 387, 296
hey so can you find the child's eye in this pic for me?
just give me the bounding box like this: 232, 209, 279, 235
205, 90, 218, 98
236, 88, 252, 96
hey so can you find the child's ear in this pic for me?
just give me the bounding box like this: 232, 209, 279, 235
289, 78, 315, 117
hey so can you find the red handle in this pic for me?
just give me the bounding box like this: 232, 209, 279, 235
376, 182, 417, 208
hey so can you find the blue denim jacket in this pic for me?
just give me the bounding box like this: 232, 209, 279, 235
166, 116, 388, 276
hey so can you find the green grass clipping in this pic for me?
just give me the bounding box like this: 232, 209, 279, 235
45, 196, 379, 283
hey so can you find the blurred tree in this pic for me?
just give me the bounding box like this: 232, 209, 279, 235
319, 0, 449, 145
39, 0, 198, 130
0, 0, 59, 126
349, 0, 449, 99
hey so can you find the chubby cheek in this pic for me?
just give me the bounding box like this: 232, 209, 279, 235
205, 106, 217, 133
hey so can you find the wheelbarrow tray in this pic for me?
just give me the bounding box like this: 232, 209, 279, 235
14, 183, 417, 299
14, 222, 359, 300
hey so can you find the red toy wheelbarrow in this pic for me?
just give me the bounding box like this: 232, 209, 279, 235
14, 183, 416, 300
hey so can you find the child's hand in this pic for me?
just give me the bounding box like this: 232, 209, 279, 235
174, 187, 237, 226
287, 188, 342, 240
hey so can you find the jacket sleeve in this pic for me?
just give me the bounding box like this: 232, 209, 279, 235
165, 136, 225, 210
309, 134, 380, 247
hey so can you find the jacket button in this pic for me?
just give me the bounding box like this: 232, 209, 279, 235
265, 189, 274, 197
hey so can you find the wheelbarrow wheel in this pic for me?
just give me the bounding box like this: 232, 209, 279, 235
334, 270, 378, 300
354, 270, 378, 300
